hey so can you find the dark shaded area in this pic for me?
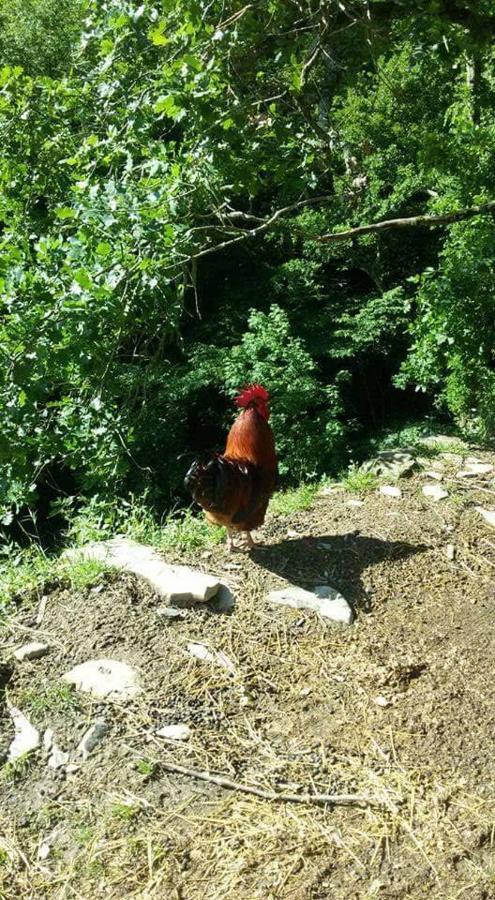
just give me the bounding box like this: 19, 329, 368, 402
251, 533, 427, 613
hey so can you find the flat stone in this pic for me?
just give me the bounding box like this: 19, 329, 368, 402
62, 659, 142, 700
13, 642, 49, 662
446, 544, 456, 561
476, 507, 495, 528
77, 722, 109, 759
268, 584, 353, 625
421, 434, 464, 449
7, 706, 40, 761
65, 537, 220, 603
422, 484, 448, 501
346, 499, 364, 507
156, 723, 191, 741
187, 642, 236, 674
379, 485, 402, 499
362, 450, 417, 479
48, 745, 69, 770
440, 452, 464, 465
458, 463, 493, 477
424, 470, 444, 481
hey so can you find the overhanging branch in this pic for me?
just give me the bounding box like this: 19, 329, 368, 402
163, 196, 495, 276
317, 199, 495, 243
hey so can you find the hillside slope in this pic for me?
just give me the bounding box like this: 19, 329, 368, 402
1, 444, 495, 898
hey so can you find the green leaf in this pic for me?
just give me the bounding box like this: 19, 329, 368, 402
56, 207, 76, 220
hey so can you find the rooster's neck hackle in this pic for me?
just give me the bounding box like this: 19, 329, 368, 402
225, 407, 276, 469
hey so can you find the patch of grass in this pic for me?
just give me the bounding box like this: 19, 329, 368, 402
109, 801, 139, 821
68, 495, 225, 553
15, 682, 77, 717
340, 463, 378, 494
136, 758, 158, 778
0, 755, 33, 784
0, 543, 109, 615
270, 483, 319, 516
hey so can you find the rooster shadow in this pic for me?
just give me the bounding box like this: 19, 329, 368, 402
250, 532, 427, 614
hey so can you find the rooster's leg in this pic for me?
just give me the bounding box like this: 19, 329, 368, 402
226, 529, 236, 553
244, 531, 255, 550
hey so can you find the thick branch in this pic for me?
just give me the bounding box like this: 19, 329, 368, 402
317, 199, 495, 243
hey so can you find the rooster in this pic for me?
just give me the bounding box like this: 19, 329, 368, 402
184, 385, 277, 551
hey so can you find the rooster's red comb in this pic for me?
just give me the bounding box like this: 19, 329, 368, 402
234, 384, 270, 408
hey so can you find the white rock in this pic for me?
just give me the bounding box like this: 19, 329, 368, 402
476, 507, 495, 528
187, 642, 236, 674
65, 537, 220, 603
156, 723, 191, 741
422, 484, 449, 501
346, 499, 364, 508
43, 728, 54, 753
13, 642, 49, 662
268, 584, 353, 625
374, 695, 390, 708
48, 745, 69, 770
458, 463, 493, 477
62, 659, 142, 700
7, 706, 40, 761
286, 529, 302, 538
446, 544, 456, 561
156, 606, 186, 619
424, 470, 444, 481
379, 485, 402, 499
77, 722, 109, 758
38, 842, 51, 861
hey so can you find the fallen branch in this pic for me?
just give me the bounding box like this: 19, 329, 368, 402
159, 759, 383, 807
317, 199, 495, 243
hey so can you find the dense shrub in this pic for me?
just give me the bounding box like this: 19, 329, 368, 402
1, 0, 495, 527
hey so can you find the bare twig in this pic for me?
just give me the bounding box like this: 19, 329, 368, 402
159, 759, 384, 807
163, 194, 333, 271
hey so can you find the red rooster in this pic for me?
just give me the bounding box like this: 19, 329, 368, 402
184, 385, 277, 551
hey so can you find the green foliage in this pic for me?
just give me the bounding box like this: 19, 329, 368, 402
397, 220, 495, 438
269, 483, 320, 517
0, 0, 495, 531
0, 0, 84, 76
340, 464, 378, 495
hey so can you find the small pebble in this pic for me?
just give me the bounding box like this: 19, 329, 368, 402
156, 723, 191, 741
156, 607, 186, 619
422, 484, 448, 501
446, 544, 455, 561
380, 485, 402, 499
48, 746, 69, 770
374, 695, 391, 708
476, 507, 495, 528
13, 642, 49, 662
77, 722, 109, 759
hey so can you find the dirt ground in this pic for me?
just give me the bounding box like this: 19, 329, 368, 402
1, 446, 495, 899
